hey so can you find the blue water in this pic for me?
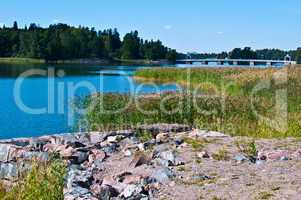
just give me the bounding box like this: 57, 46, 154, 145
0, 64, 180, 139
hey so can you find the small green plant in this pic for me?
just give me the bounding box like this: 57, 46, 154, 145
183, 137, 206, 151
1, 159, 66, 200
212, 148, 230, 161
257, 191, 274, 200
135, 130, 153, 142
235, 139, 257, 157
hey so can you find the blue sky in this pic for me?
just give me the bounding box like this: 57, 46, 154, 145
1, 0, 300, 53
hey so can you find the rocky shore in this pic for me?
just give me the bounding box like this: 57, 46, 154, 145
1, 124, 301, 200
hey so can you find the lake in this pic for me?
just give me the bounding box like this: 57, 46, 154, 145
0, 64, 182, 139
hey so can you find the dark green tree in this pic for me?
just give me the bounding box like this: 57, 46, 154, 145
296, 48, 301, 64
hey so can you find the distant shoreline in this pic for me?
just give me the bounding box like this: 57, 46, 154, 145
0, 57, 171, 65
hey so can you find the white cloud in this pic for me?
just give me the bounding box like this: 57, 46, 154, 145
164, 25, 172, 30
0, 22, 5, 27
52, 19, 60, 24
217, 31, 224, 35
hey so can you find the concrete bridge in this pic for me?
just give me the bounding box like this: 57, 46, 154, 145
176, 59, 296, 67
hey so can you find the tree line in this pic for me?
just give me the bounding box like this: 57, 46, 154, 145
186, 47, 301, 64
0, 22, 177, 62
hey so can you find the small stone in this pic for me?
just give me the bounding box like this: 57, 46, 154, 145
151, 167, 176, 183
138, 143, 145, 151
60, 146, 75, 158
156, 133, 169, 143
71, 150, 88, 164
192, 174, 213, 181
91, 185, 118, 199
102, 144, 118, 154
174, 138, 184, 146
256, 160, 265, 165
159, 150, 184, 166
266, 150, 290, 161
67, 141, 86, 148
89, 149, 106, 163
123, 175, 142, 184
107, 136, 118, 143
197, 151, 210, 159
89, 132, 105, 144
169, 181, 176, 187
124, 150, 132, 157
120, 184, 143, 198
129, 152, 150, 168
280, 156, 289, 161
234, 154, 248, 163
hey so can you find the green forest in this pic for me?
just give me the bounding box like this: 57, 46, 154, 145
0, 22, 177, 62
1, 22, 300, 64
184, 47, 301, 63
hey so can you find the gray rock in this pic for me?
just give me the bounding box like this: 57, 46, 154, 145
71, 151, 89, 164
0, 163, 18, 180
120, 184, 143, 198
22, 152, 50, 161
97, 185, 118, 200
67, 141, 86, 148
234, 154, 248, 163
280, 156, 289, 161
256, 160, 265, 165
124, 150, 132, 157
190, 129, 228, 138
89, 132, 105, 144
137, 124, 191, 135
0, 144, 15, 162
29, 139, 47, 150
159, 150, 184, 166
102, 144, 118, 154
154, 158, 170, 167
174, 138, 184, 146
192, 174, 213, 181
151, 167, 176, 183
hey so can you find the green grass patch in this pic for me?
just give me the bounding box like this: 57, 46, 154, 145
82, 66, 301, 138
0, 57, 45, 64
212, 148, 230, 161
0, 159, 66, 200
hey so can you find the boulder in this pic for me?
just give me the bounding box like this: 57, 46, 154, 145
156, 133, 170, 143
91, 184, 118, 200
72, 151, 89, 164
120, 184, 144, 199
88, 149, 106, 163
159, 150, 184, 166
150, 167, 176, 183
0, 163, 18, 180
0, 144, 18, 162
190, 129, 228, 138
129, 152, 150, 168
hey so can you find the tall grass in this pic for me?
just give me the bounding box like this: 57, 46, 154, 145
0, 57, 45, 64
83, 66, 301, 138
0, 159, 66, 200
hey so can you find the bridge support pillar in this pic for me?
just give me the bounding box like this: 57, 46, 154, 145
250, 61, 255, 66
266, 62, 272, 67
